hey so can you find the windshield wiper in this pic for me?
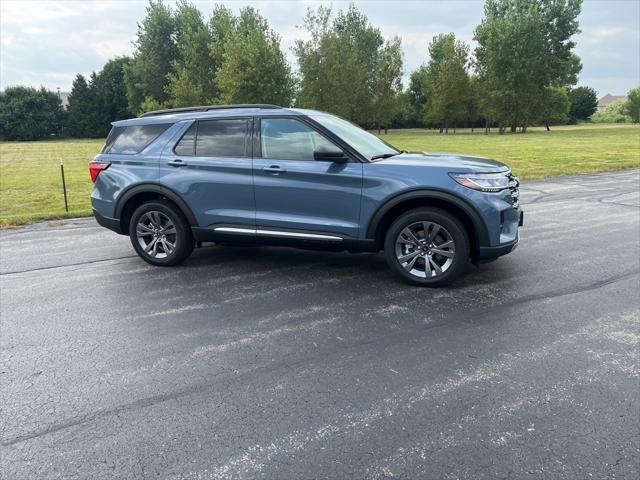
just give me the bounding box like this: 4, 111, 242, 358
370, 152, 400, 161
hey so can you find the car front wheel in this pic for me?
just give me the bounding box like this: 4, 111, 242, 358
384, 207, 470, 287
129, 200, 194, 266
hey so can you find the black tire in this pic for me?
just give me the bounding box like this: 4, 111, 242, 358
383, 207, 470, 287
129, 200, 194, 266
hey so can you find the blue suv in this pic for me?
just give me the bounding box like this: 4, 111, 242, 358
91, 104, 522, 286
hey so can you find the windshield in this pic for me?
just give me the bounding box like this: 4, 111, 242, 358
310, 114, 399, 160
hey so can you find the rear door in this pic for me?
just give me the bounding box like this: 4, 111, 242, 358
159, 117, 255, 228
252, 116, 363, 239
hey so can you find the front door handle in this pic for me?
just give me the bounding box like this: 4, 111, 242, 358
168, 159, 187, 167
263, 165, 286, 174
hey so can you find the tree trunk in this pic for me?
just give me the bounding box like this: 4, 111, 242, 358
510, 124, 517, 133
499, 126, 505, 135
384, 126, 388, 135
377, 123, 381, 135
545, 123, 550, 131
439, 127, 443, 134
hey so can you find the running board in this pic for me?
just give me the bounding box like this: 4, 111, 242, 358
213, 227, 343, 241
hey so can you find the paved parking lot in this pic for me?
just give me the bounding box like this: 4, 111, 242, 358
1, 170, 639, 479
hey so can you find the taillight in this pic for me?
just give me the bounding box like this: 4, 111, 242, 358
89, 161, 111, 182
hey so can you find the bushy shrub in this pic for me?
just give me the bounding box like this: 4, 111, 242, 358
591, 101, 631, 123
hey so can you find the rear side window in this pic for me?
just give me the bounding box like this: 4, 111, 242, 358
195, 119, 249, 157
105, 124, 171, 155
102, 126, 125, 153
174, 123, 196, 156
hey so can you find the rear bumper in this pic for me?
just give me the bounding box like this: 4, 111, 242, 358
93, 209, 123, 235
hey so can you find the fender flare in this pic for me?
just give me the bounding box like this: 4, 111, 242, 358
365, 189, 490, 246
114, 183, 199, 227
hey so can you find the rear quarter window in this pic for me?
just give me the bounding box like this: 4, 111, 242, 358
103, 124, 171, 154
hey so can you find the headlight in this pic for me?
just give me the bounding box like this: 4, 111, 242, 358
449, 172, 510, 192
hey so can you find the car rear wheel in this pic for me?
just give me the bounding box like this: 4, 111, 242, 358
384, 207, 469, 287
129, 200, 193, 266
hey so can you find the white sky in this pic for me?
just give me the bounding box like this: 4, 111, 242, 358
1, 0, 639, 97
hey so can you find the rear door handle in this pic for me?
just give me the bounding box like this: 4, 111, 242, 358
263, 165, 286, 174
168, 159, 187, 167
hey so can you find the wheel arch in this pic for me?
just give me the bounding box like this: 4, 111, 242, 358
114, 183, 198, 235
366, 189, 489, 258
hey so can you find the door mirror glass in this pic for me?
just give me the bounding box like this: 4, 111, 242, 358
313, 144, 348, 163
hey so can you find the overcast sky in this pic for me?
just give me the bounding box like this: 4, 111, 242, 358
1, 0, 638, 97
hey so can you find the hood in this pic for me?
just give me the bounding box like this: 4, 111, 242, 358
375, 151, 509, 172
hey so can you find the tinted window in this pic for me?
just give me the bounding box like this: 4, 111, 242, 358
311, 114, 398, 160
196, 119, 248, 157
107, 124, 171, 155
261, 118, 330, 160
174, 123, 196, 156
102, 126, 125, 153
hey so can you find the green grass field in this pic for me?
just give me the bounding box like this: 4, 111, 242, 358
0, 124, 638, 227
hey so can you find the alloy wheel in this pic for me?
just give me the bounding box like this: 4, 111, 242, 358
394, 221, 456, 278
136, 211, 177, 259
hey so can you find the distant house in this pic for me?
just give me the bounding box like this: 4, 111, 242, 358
597, 94, 627, 112
58, 91, 70, 109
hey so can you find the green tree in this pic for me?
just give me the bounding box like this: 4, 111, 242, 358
215, 7, 293, 105
209, 5, 236, 75
422, 33, 471, 133
537, 86, 570, 130
67, 58, 132, 138
294, 5, 392, 126
407, 65, 429, 127
467, 75, 482, 132
0, 86, 64, 141
125, 0, 178, 114
93, 57, 132, 133
371, 36, 404, 134
624, 86, 640, 123
474, 0, 582, 133
568, 86, 597, 122
67, 74, 98, 138
166, 1, 215, 107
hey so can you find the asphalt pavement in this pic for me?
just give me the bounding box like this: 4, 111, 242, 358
1, 170, 639, 479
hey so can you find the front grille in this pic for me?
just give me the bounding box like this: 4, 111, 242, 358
507, 172, 520, 209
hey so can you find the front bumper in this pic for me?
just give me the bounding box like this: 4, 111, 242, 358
93, 209, 123, 234
478, 211, 523, 259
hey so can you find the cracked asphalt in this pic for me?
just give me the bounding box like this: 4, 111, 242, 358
1, 170, 639, 479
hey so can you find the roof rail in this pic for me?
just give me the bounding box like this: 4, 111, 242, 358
139, 104, 284, 118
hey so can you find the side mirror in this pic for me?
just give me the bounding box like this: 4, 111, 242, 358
313, 144, 348, 163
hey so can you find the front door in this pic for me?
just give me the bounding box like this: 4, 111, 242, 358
253, 117, 363, 239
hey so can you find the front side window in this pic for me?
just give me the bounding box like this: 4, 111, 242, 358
310, 114, 398, 160
261, 118, 331, 161
195, 119, 248, 157
106, 124, 171, 155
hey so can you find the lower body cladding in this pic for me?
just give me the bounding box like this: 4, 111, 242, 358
190, 215, 523, 259
191, 225, 378, 253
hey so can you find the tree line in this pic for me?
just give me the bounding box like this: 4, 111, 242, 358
1, 0, 639, 141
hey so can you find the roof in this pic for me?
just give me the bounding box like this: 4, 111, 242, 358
112, 105, 327, 126
597, 94, 628, 107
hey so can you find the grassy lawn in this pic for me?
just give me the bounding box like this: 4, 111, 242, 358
382, 123, 640, 179
0, 139, 104, 227
0, 124, 638, 227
